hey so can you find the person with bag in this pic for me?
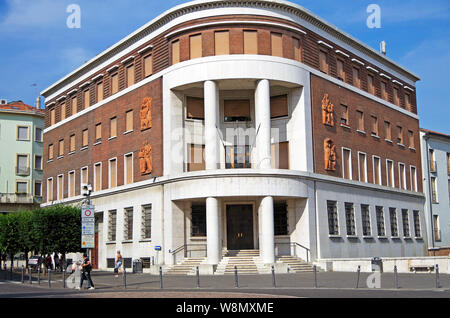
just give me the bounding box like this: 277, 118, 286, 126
77, 253, 95, 290
114, 250, 124, 278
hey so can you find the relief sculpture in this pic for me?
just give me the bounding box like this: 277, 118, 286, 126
139, 141, 152, 175
324, 138, 337, 171
321, 94, 334, 126
140, 97, 152, 131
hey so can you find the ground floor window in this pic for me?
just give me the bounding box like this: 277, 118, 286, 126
191, 204, 206, 237
327, 201, 339, 235
274, 202, 288, 235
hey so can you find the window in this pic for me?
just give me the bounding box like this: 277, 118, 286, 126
429, 149, 436, 172
110, 117, 117, 138
16, 181, 28, 194
82, 129, 88, 147
111, 73, 119, 95
393, 87, 400, 106
399, 163, 406, 190
83, 89, 90, 109
340, 105, 349, 126
271, 32, 283, 57
124, 207, 133, 241
293, 37, 301, 61
270, 95, 288, 119
35, 127, 43, 142
191, 204, 206, 237
225, 144, 251, 169
48, 144, 54, 160
373, 156, 381, 185
80, 167, 88, 188
402, 209, 410, 237
370, 115, 378, 136
358, 152, 367, 182
109, 158, 117, 188
71, 97, 78, 115
69, 134, 76, 152
188, 144, 205, 172
431, 177, 438, 203
124, 153, 133, 185
243, 30, 258, 54
342, 148, 352, 180
58, 139, 64, 157
352, 67, 360, 88
17, 126, 29, 141
224, 99, 251, 122
108, 210, 117, 242
34, 181, 42, 197
125, 110, 133, 132
319, 50, 328, 74
389, 208, 398, 237
408, 130, 415, 148
410, 166, 417, 192
336, 59, 345, 81
50, 108, 56, 125
327, 201, 339, 235
447, 153, 450, 174
376, 206, 385, 237
433, 215, 440, 241
126, 64, 135, 87
60, 103, 66, 121
35, 155, 42, 170
57, 174, 64, 200
361, 205, 371, 236
141, 205, 152, 239
386, 159, 394, 187
367, 74, 375, 95
172, 40, 180, 64
143, 54, 153, 77
271, 142, 289, 169
95, 123, 102, 142
186, 97, 204, 120
405, 93, 411, 111
68, 171, 75, 198
397, 126, 403, 145
345, 203, 356, 236
381, 81, 388, 100
189, 34, 202, 59
384, 121, 391, 141
16, 154, 28, 175
96, 81, 104, 103
356, 110, 364, 131
94, 162, 102, 192
47, 178, 53, 202
413, 210, 421, 238
274, 202, 288, 235
214, 31, 229, 55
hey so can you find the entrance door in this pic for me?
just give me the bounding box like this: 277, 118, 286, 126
226, 205, 254, 250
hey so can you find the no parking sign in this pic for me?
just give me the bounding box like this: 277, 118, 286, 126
81, 205, 95, 249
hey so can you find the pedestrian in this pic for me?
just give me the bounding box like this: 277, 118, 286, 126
1, 253, 7, 270
54, 253, 60, 272
77, 253, 95, 290
114, 250, 123, 278
47, 254, 53, 271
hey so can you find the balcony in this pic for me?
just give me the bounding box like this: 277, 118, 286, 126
0, 193, 38, 204
15, 166, 30, 176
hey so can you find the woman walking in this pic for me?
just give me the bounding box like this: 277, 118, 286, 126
114, 250, 123, 278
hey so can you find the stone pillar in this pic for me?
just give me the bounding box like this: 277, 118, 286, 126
260, 196, 275, 264
204, 80, 219, 170
255, 79, 272, 169
206, 197, 220, 265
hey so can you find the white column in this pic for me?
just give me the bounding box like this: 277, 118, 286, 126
255, 79, 272, 169
204, 80, 219, 170
260, 196, 275, 264
206, 197, 220, 265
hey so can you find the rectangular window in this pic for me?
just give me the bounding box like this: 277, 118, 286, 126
381, 81, 388, 100
224, 99, 251, 122
16, 181, 27, 194
319, 50, 328, 74
356, 110, 364, 131
57, 174, 64, 200
447, 153, 450, 174
399, 163, 406, 190
397, 126, 403, 145
17, 126, 29, 141
143, 54, 153, 77
126, 110, 133, 132
111, 73, 119, 95
81, 167, 88, 188
271, 32, 283, 57
376, 206, 385, 237
172, 40, 180, 64
358, 152, 367, 182
82, 129, 88, 147
373, 156, 381, 185
293, 37, 301, 61
243, 30, 258, 54
34, 181, 42, 197
342, 148, 352, 180
94, 162, 102, 192
68, 171, 75, 198
35, 127, 43, 142
413, 210, 421, 238
327, 201, 339, 235
337, 59, 345, 81
190, 34, 202, 59
429, 149, 436, 172
361, 205, 371, 236
58, 139, 64, 157
367, 74, 375, 94
274, 202, 288, 235
225, 144, 251, 169
186, 97, 204, 120
71, 97, 78, 115
191, 204, 206, 237
384, 121, 391, 141
214, 31, 229, 55
109, 158, 117, 188
108, 210, 117, 242
126, 64, 135, 87
431, 177, 438, 203
60, 103, 66, 121
50, 108, 56, 125
110, 117, 117, 138
390, 208, 398, 237
386, 159, 394, 187
188, 144, 205, 172
124, 153, 133, 185
393, 87, 400, 106
16, 154, 28, 175
405, 93, 411, 111
345, 202, 356, 236
70, 134, 76, 152
35, 155, 42, 170
410, 166, 417, 192
353, 67, 360, 88
408, 130, 414, 148
141, 205, 152, 239
96, 81, 104, 103
95, 123, 102, 142
370, 115, 378, 136
433, 215, 440, 241
270, 95, 288, 119
402, 209, 410, 237
47, 178, 53, 202
340, 105, 349, 126
48, 144, 54, 160
83, 89, 90, 109
271, 141, 289, 169
124, 207, 133, 241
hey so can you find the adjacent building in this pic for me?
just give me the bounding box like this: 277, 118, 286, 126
41, 0, 427, 271
420, 128, 450, 256
0, 100, 45, 213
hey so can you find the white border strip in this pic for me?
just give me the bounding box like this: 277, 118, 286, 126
380, 73, 392, 80
366, 66, 379, 73
317, 40, 333, 49
92, 73, 104, 82
335, 50, 349, 58
138, 45, 154, 55
351, 58, 364, 66
121, 56, 135, 64
392, 79, 403, 86
56, 96, 66, 102
80, 81, 91, 88
106, 65, 119, 73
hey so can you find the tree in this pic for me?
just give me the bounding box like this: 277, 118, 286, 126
0, 213, 21, 269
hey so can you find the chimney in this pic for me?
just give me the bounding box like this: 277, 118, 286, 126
35, 96, 41, 109
380, 41, 387, 55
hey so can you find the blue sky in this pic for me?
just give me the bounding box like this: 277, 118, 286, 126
0, 0, 449, 133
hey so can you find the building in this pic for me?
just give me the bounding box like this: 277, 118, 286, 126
41, 0, 427, 272
420, 128, 450, 256
0, 100, 45, 213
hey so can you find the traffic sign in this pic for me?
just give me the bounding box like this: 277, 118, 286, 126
81, 205, 95, 249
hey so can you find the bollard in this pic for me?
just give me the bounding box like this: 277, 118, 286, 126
159, 266, 163, 289
21, 265, 24, 284
271, 265, 276, 288
196, 266, 200, 288
435, 264, 441, 289
313, 265, 317, 288
63, 269, 66, 288
123, 267, 127, 289
394, 265, 398, 289
48, 269, 51, 288
355, 265, 361, 289
29, 267, 32, 285
234, 266, 239, 288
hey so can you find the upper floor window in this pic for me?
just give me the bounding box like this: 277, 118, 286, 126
50, 108, 56, 125
143, 54, 153, 78
186, 97, 204, 120
352, 67, 360, 88
190, 34, 202, 59
319, 50, 328, 74
48, 144, 54, 160
340, 105, 349, 126
405, 93, 411, 111
111, 73, 119, 95
367, 74, 375, 95
95, 123, 102, 143
292, 37, 301, 62
336, 59, 345, 81
384, 121, 391, 141
125, 110, 133, 132
393, 87, 400, 106
60, 102, 66, 121
380, 81, 388, 101
83, 89, 90, 109
356, 110, 364, 132
35, 127, 43, 142
270, 95, 288, 119
271, 32, 283, 57
71, 96, 78, 115
342, 148, 352, 180
82, 129, 89, 148
224, 99, 251, 122
215, 31, 230, 56
110, 117, 117, 138
96, 81, 104, 103
17, 126, 29, 141
243, 30, 258, 55
172, 40, 180, 65
126, 64, 135, 88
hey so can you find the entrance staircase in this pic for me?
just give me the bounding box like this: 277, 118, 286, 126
215, 250, 270, 275
276, 255, 315, 273
165, 257, 206, 275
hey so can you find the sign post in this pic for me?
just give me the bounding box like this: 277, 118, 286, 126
81, 184, 94, 289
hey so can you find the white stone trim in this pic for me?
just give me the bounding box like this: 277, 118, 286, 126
92, 73, 104, 82
317, 40, 333, 49
335, 50, 349, 58
366, 66, 379, 73
79, 81, 91, 88
351, 58, 364, 66
67, 89, 78, 95
106, 65, 119, 73
120, 56, 135, 65
138, 44, 154, 55
392, 79, 403, 86
380, 73, 392, 80
56, 96, 66, 102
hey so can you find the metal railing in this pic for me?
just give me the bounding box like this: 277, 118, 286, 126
274, 242, 311, 263
169, 244, 207, 264
0, 193, 36, 204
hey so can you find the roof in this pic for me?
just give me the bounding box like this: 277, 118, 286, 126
420, 128, 450, 140
0, 101, 45, 117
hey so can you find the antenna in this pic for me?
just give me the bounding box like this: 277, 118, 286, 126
380, 41, 386, 55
